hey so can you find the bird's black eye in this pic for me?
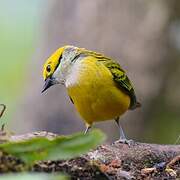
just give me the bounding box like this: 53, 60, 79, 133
46, 65, 51, 72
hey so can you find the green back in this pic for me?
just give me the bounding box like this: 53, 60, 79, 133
79, 49, 139, 109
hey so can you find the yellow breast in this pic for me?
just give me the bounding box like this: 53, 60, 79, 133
66, 57, 130, 126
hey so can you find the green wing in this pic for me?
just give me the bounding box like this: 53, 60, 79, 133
103, 60, 138, 109
79, 49, 140, 109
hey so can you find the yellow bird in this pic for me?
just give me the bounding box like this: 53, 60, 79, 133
42, 45, 141, 143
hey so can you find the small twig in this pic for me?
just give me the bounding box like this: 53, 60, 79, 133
1, 124, 5, 131
0, 104, 6, 119
141, 167, 156, 175
174, 135, 180, 145
166, 155, 180, 168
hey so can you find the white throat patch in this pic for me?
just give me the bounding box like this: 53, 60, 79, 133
65, 60, 83, 88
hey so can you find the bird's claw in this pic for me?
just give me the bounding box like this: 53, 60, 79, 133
116, 138, 135, 146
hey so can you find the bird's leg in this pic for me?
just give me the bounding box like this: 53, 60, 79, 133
84, 125, 91, 134
115, 117, 126, 140
115, 117, 134, 146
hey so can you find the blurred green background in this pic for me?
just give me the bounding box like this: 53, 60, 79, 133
0, 0, 179, 144
0, 0, 43, 124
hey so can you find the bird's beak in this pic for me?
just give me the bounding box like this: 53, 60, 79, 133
41, 77, 59, 93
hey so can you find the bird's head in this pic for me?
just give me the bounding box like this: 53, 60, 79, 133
42, 45, 79, 93
42, 46, 65, 93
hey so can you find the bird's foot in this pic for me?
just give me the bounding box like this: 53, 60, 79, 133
115, 138, 135, 147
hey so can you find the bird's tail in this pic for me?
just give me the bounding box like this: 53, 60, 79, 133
130, 101, 141, 110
